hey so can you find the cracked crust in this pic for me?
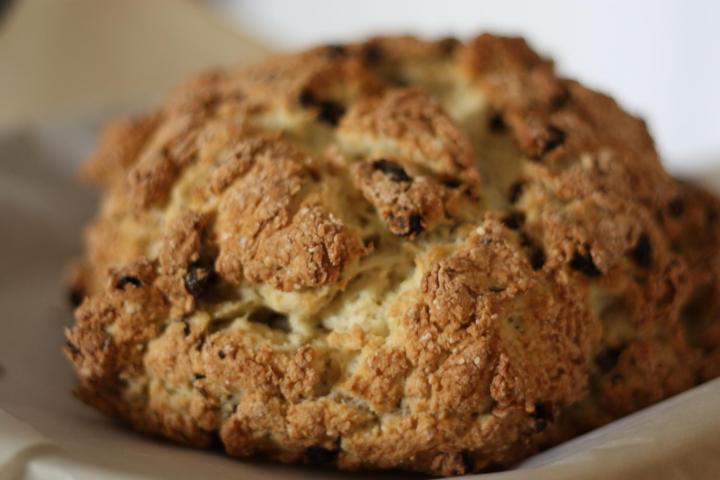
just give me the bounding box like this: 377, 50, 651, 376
65, 34, 720, 476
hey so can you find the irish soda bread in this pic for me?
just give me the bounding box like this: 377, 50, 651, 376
65, 35, 720, 476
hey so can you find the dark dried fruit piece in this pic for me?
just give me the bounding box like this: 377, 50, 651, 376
531, 402, 553, 419
437, 37, 460, 54
569, 250, 602, 277
529, 247, 546, 271
518, 232, 532, 248
551, 90, 570, 110
184, 262, 216, 298
501, 211, 525, 230
298, 88, 346, 126
408, 214, 423, 234
595, 345, 624, 373
395, 214, 424, 237
631, 233, 652, 267
68, 288, 84, 307
517, 232, 545, 271
443, 177, 462, 189
668, 197, 685, 218
531, 126, 566, 161
305, 446, 339, 464
115, 276, 141, 290
533, 418, 548, 433
487, 112, 506, 133
372, 159, 412, 182
530, 402, 554, 433
248, 307, 290, 332
218, 350, 226, 359
298, 88, 316, 107
362, 43, 383, 64
508, 181, 524, 204
542, 126, 566, 155
325, 44, 347, 59
318, 100, 345, 126
182, 317, 191, 336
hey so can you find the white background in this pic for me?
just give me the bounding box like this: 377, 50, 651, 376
212, 0, 720, 172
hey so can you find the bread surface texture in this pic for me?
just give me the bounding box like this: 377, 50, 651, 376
65, 34, 720, 476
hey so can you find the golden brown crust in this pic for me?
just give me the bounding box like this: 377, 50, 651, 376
350, 159, 466, 237
65, 34, 720, 476
82, 113, 162, 187
340, 88, 477, 177
212, 136, 366, 290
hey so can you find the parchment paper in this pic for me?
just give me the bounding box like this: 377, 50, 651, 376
1, 120, 719, 480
